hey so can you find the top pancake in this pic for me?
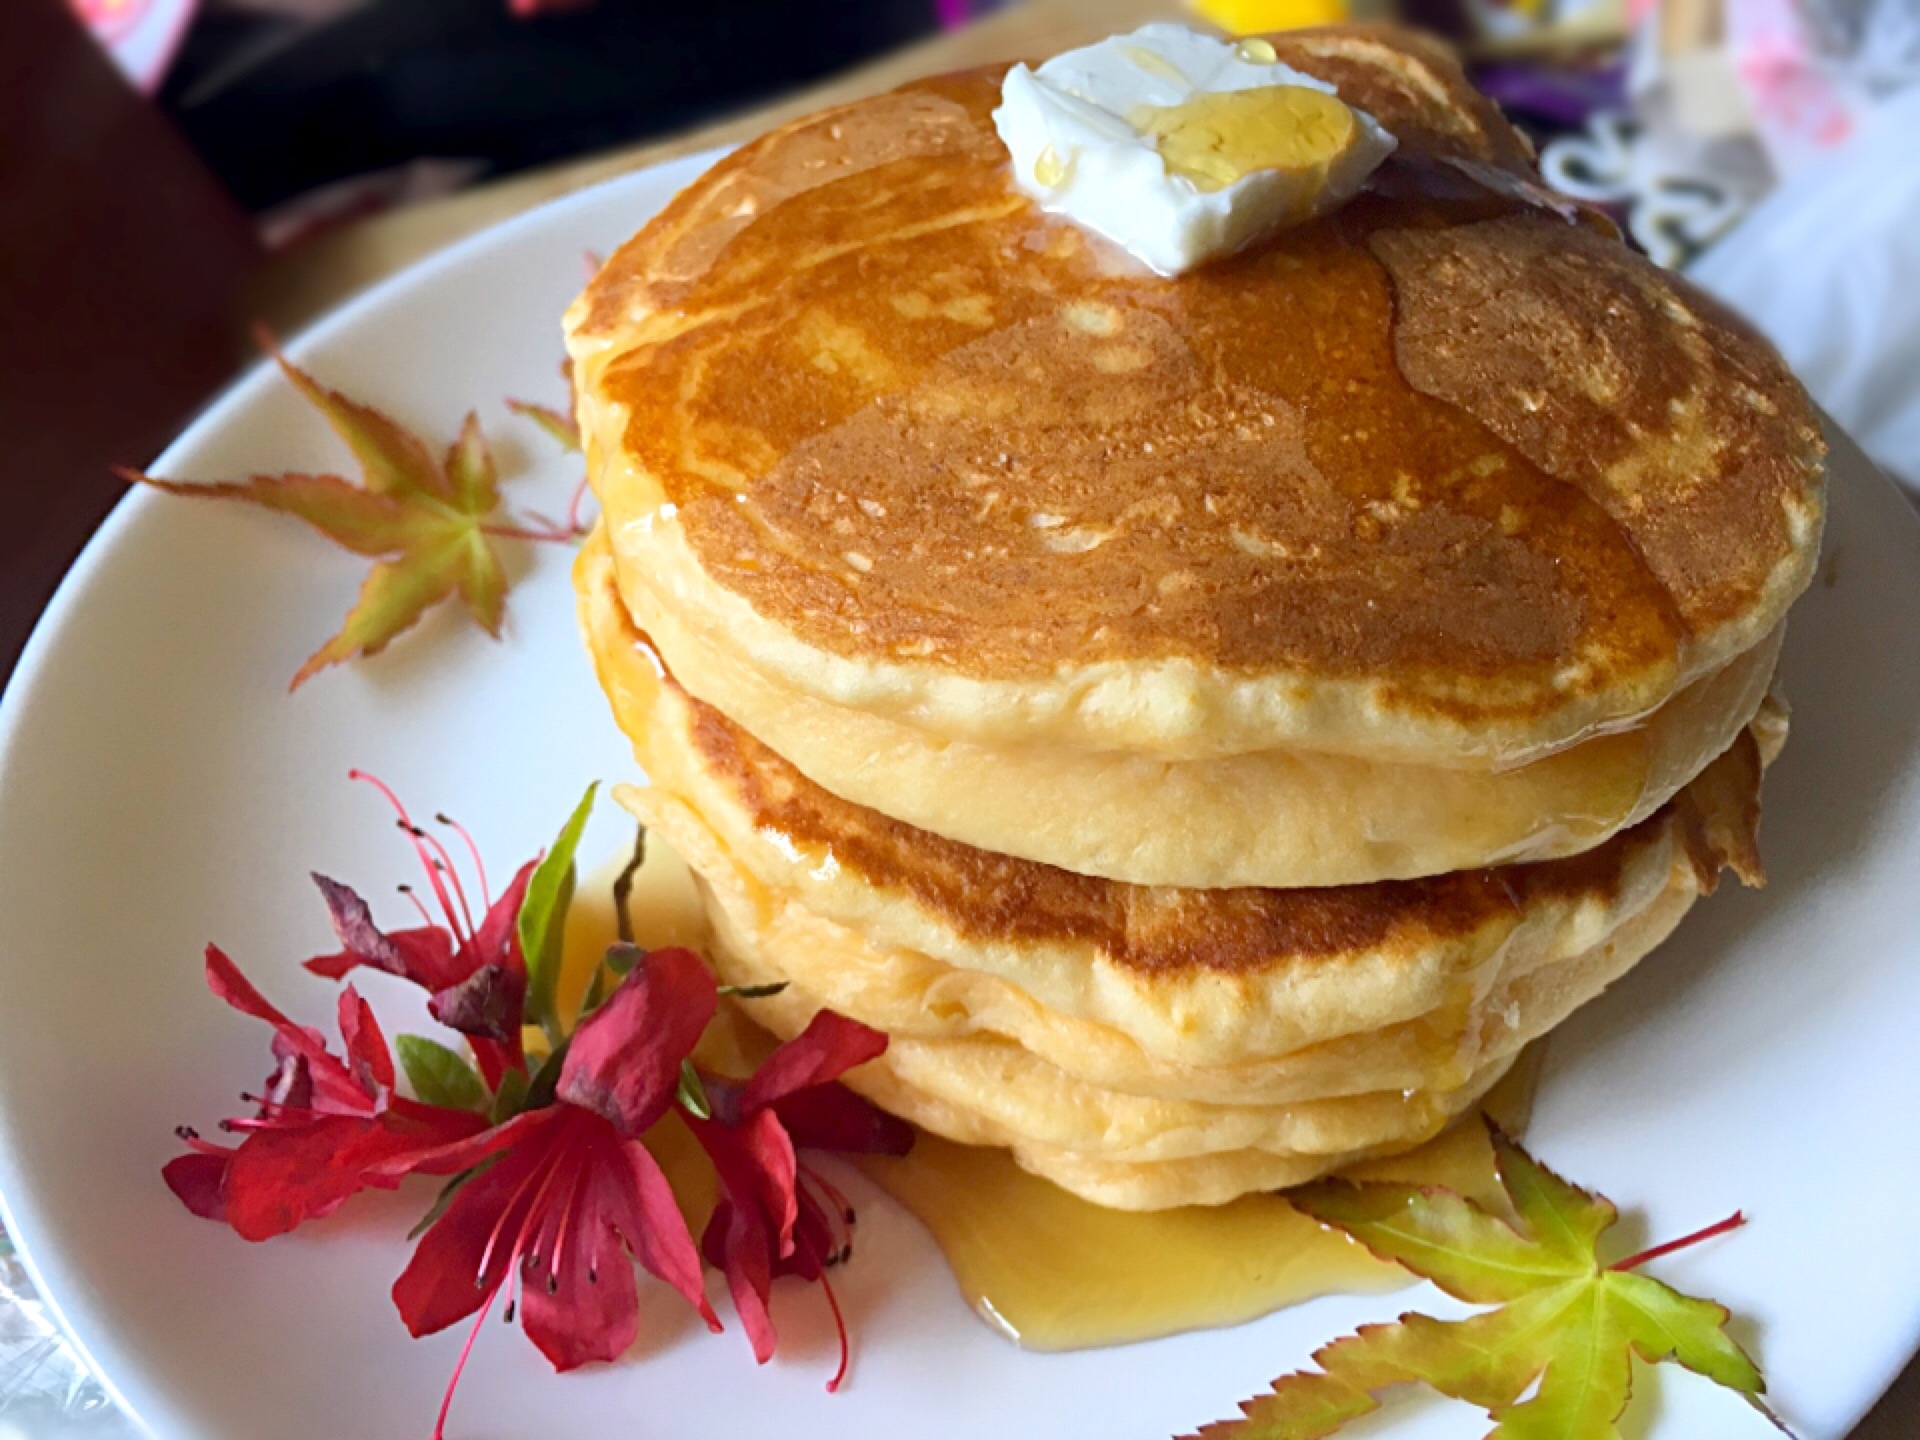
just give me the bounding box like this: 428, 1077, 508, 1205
567, 27, 1824, 766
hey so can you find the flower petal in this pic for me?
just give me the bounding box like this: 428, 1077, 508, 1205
517, 1121, 640, 1371
611, 1137, 719, 1331
392, 1111, 559, 1337
520, 1237, 639, 1372
163, 1151, 231, 1221
337, 986, 396, 1101
204, 944, 299, 1031
222, 1114, 389, 1240
223, 1101, 491, 1241
691, 1109, 798, 1363
739, 1011, 889, 1116
428, 964, 526, 1046
771, 1086, 915, 1157
368, 1105, 549, 1181
559, 948, 716, 1139
206, 945, 365, 1110
704, 1198, 777, 1364
305, 872, 457, 990
469, 858, 537, 978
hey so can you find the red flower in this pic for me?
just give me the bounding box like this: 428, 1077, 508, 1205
686, 1011, 913, 1390
163, 946, 487, 1241
380, 947, 723, 1439
304, 771, 534, 1086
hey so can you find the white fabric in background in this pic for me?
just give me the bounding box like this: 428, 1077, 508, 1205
1688, 88, 1920, 491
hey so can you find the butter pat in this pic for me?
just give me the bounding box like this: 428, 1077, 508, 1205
993, 25, 1396, 275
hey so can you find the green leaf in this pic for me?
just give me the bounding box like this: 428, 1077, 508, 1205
452, 527, 506, 638
523, 1040, 571, 1113
1487, 1286, 1626, 1440
1290, 1179, 1583, 1305
1181, 1119, 1775, 1440
394, 1034, 488, 1112
121, 350, 549, 688
518, 783, 598, 1039
1605, 1270, 1764, 1395
268, 346, 449, 501
489, 1066, 530, 1125
289, 535, 474, 689
124, 472, 440, 557
443, 411, 500, 513
676, 1059, 711, 1120
505, 397, 581, 453
716, 980, 789, 1000
1490, 1123, 1616, 1267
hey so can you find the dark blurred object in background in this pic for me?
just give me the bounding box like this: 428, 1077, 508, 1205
158, 0, 939, 216
0, 0, 261, 680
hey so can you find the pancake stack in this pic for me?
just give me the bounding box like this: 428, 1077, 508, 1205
564, 28, 1826, 1210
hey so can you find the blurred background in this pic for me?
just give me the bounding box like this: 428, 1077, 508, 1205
3, 0, 1920, 1435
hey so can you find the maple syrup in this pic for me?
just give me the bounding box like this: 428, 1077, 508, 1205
560, 834, 1545, 1353
856, 1053, 1540, 1351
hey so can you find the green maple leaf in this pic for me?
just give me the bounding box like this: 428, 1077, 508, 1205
121, 349, 524, 689
505, 396, 580, 453
1183, 1121, 1785, 1440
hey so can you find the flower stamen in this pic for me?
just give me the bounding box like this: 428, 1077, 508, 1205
476, 1146, 559, 1285
545, 1137, 593, 1293
435, 813, 492, 910
412, 827, 478, 938
348, 771, 469, 939
396, 883, 436, 929
433, 1274, 500, 1440
819, 1265, 850, 1394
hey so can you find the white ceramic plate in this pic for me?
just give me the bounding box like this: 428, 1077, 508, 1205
2, 156, 1919, 1440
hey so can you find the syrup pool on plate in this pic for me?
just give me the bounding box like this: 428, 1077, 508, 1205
555, 833, 1544, 1352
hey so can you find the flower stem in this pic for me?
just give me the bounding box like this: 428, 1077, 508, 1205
1611, 1211, 1747, 1272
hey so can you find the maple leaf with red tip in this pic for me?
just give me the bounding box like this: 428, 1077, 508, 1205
119, 341, 580, 688
303, 772, 534, 1087
163, 946, 488, 1241
684, 1009, 913, 1390
1180, 1119, 1782, 1440
378, 948, 723, 1440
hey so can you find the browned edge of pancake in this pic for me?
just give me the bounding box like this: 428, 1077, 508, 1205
671, 663, 1763, 980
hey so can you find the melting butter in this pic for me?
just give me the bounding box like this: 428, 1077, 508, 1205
1033, 144, 1070, 188
1130, 85, 1360, 193
1123, 44, 1191, 86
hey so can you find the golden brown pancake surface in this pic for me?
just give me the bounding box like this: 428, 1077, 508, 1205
571, 41, 1823, 754
674, 670, 1763, 979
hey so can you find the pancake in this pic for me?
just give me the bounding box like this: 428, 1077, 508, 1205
696, 878, 1689, 1207
609, 539, 1781, 887
564, 24, 1807, 1210
642, 779, 1703, 1109
580, 534, 1771, 1076
580, 560, 1769, 1206
566, 32, 1825, 771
